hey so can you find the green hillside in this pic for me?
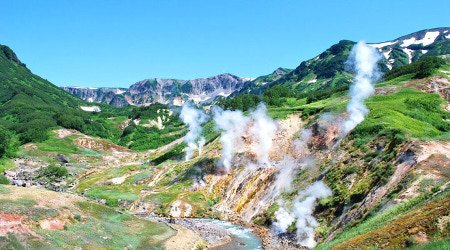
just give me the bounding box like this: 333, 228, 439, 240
0, 45, 185, 156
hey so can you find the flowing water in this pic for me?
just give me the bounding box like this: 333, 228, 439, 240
144, 216, 263, 250
204, 219, 263, 250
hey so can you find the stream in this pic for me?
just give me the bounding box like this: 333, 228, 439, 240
145, 217, 263, 249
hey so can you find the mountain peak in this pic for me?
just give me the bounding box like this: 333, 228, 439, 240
0, 45, 27, 68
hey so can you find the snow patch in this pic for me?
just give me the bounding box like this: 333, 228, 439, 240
401, 31, 440, 47
403, 48, 414, 63
421, 31, 441, 46
69, 86, 98, 90
401, 37, 417, 47
217, 91, 232, 97
110, 176, 127, 185
307, 78, 317, 83
80, 106, 101, 112
382, 48, 393, 59
369, 40, 397, 49
169, 200, 192, 218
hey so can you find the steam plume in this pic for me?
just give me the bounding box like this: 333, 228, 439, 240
250, 104, 277, 165
273, 181, 332, 248
213, 107, 249, 172
343, 41, 381, 134
180, 102, 208, 161
293, 181, 332, 248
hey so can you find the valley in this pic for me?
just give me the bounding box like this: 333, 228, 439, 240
0, 27, 450, 249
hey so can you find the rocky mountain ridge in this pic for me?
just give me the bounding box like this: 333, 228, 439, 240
63, 73, 251, 107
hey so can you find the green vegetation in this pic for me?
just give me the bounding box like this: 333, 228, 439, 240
85, 188, 139, 207
117, 105, 185, 151
317, 192, 450, 249
352, 88, 450, 143
38, 165, 69, 179
385, 56, 446, 80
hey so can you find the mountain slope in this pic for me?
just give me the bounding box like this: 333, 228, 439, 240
0, 45, 130, 145
247, 27, 450, 97
0, 45, 86, 143
369, 27, 450, 69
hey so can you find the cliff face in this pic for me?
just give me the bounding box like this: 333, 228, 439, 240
62, 73, 250, 107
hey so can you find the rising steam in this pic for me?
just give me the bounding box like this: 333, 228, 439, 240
213, 103, 277, 172
343, 41, 381, 134
180, 102, 208, 161
213, 107, 249, 172
249, 104, 277, 165
273, 181, 332, 248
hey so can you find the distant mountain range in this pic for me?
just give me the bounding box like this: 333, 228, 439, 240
62, 73, 252, 107
63, 27, 450, 107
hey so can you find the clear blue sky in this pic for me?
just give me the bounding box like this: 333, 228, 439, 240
1, 0, 449, 87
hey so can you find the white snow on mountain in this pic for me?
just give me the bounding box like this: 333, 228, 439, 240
401, 31, 440, 47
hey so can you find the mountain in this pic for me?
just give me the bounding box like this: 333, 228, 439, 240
246, 27, 450, 96
369, 27, 450, 69
0, 45, 130, 145
61, 87, 128, 107
236, 67, 292, 95
63, 73, 251, 107
0, 45, 85, 143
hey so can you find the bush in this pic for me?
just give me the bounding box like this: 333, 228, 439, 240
0, 125, 18, 158
0, 175, 9, 184
39, 165, 69, 178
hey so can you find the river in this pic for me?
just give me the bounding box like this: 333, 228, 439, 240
144, 216, 263, 249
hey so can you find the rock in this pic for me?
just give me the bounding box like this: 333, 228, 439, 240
56, 154, 69, 164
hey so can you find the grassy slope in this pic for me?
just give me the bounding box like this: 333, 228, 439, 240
0, 184, 173, 249
316, 191, 450, 249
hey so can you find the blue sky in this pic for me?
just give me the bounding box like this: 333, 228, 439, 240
1, 1, 449, 87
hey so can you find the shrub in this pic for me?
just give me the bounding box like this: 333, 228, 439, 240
39, 165, 69, 178
0, 125, 18, 158
0, 175, 9, 184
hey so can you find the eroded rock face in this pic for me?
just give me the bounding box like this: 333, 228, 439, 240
170, 200, 193, 218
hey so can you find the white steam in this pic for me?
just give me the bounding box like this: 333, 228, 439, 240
273, 205, 295, 233
343, 41, 381, 134
292, 181, 332, 248
249, 104, 277, 165
213, 107, 249, 172
273, 181, 332, 248
213, 103, 277, 172
180, 102, 208, 161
